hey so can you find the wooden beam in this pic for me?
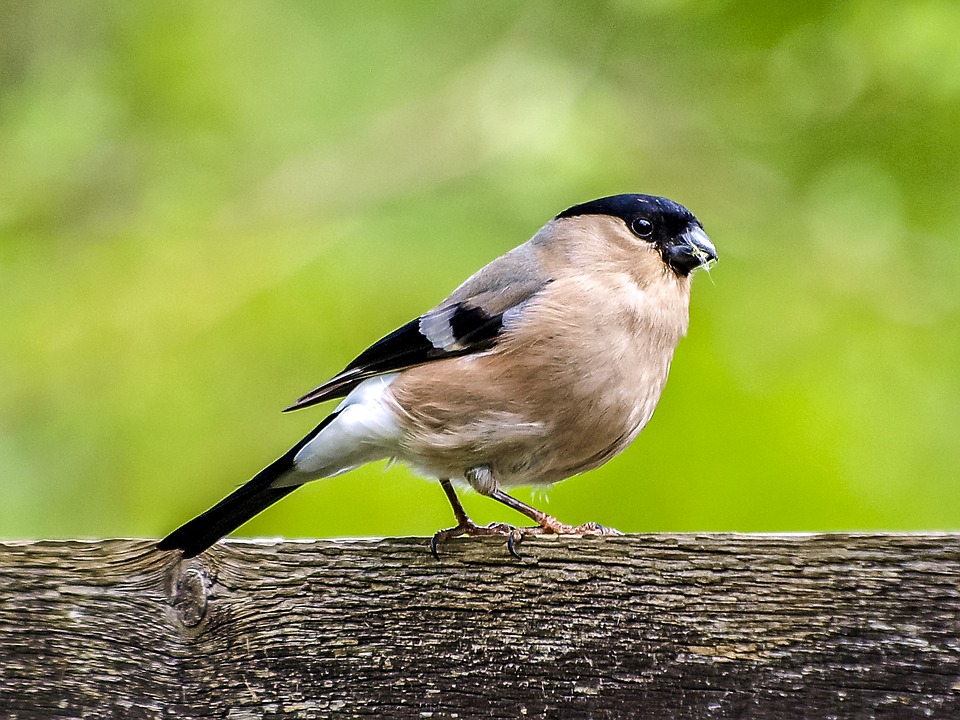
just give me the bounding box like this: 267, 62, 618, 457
1, 534, 958, 718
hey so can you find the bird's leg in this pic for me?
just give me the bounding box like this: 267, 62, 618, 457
460, 465, 620, 557
430, 478, 519, 559
488, 489, 622, 537
469, 465, 623, 538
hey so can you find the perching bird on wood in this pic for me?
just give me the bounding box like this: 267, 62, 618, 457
158, 193, 717, 558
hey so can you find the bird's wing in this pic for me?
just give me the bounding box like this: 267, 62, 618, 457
283, 245, 551, 412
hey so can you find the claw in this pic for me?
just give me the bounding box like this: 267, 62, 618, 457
507, 531, 523, 560
430, 524, 468, 560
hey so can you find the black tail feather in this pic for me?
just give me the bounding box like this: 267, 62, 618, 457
156, 479, 300, 558
157, 415, 336, 558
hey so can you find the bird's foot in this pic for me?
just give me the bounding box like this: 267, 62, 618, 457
531, 515, 623, 537
503, 519, 622, 559
430, 521, 522, 560
430, 517, 621, 560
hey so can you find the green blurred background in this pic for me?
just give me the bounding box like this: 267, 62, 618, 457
1, 1, 958, 541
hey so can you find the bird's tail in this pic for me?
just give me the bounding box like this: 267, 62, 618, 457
157, 415, 336, 558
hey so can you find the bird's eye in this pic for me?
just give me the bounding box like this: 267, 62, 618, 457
630, 217, 655, 239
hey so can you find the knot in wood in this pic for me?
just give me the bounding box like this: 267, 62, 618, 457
172, 567, 209, 628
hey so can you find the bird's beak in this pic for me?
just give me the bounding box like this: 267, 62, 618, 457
664, 225, 718, 276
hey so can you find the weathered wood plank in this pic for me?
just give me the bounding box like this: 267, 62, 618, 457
0, 534, 958, 719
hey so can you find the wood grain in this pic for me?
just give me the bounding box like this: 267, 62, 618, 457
1, 534, 958, 719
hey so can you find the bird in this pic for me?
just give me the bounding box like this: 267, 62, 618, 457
158, 193, 717, 559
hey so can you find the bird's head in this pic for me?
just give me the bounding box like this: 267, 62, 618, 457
554, 194, 717, 277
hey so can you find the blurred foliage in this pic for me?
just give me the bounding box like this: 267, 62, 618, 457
1, 1, 958, 541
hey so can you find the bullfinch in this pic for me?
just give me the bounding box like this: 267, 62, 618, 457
158, 194, 717, 558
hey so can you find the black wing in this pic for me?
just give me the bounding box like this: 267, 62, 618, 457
283, 301, 506, 412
